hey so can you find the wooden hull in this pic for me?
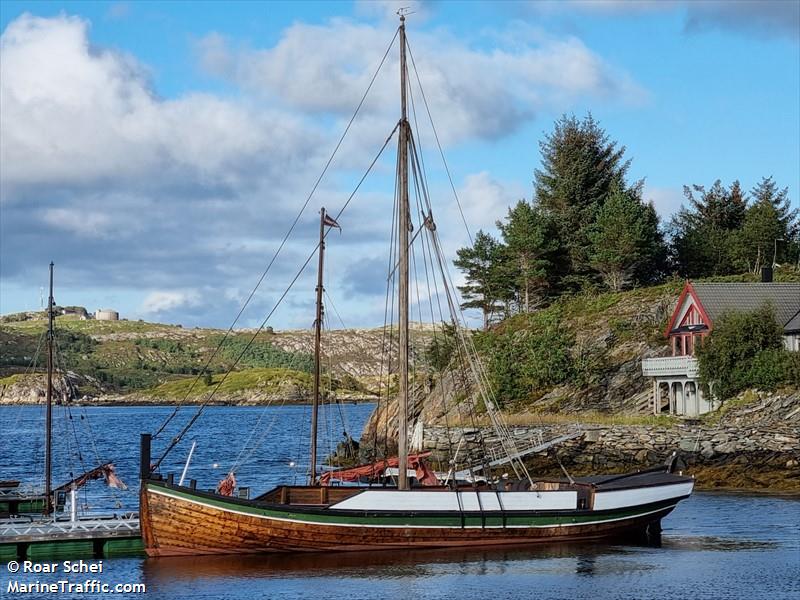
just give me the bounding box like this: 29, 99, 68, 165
140, 478, 691, 557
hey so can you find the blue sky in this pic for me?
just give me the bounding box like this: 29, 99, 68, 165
1, 0, 798, 329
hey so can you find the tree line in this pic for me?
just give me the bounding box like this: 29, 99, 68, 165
455, 114, 799, 328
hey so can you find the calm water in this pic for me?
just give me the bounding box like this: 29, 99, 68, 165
1, 405, 799, 600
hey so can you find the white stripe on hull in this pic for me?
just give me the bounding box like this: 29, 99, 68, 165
329, 490, 578, 512
593, 481, 694, 510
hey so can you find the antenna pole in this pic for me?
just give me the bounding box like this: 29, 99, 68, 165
44, 262, 54, 516
310, 208, 326, 485
397, 13, 410, 491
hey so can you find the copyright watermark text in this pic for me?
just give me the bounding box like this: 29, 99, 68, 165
5, 560, 145, 595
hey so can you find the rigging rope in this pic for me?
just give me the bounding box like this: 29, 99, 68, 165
404, 41, 538, 482
227, 323, 316, 474
406, 40, 474, 246
151, 27, 400, 441
322, 290, 353, 437
152, 124, 400, 471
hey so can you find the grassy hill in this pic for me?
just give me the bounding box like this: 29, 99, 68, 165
0, 314, 433, 403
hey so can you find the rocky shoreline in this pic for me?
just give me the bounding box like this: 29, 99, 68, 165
0, 393, 377, 407
0, 371, 378, 406
419, 392, 800, 492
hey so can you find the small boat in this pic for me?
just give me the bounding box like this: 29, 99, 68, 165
138, 13, 693, 557
1, 263, 127, 518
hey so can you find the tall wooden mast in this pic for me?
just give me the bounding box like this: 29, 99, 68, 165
397, 13, 410, 491
309, 208, 326, 485
44, 261, 54, 515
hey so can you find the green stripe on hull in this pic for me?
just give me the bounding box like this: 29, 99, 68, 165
149, 483, 677, 529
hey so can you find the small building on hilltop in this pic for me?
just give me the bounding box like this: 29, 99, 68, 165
95, 308, 119, 321
642, 277, 800, 417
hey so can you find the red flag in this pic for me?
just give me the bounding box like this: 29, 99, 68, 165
323, 214, 341, 229
216, 472, 236, 496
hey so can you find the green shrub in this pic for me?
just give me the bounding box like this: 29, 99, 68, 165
697, 303, 796, 400
219, 337, 314, 373
476, 312, 577, 406
424, 323, 458, 371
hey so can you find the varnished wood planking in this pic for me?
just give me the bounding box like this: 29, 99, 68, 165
142, 486, 675, 556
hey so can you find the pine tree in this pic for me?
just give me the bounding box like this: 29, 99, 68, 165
533, 114, 631, 287
496, 201, 561, 312
588, 186, 665, 291
453, 230, 506, 330
735, 178, 798, 271
670, 180, 747, 277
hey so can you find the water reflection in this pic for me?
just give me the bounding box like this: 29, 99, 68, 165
142, 540, 656, 583
140, 527, 788, 592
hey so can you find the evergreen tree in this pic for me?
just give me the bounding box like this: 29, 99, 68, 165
735, 177, 798, 271
496, 201, 561, 312
453, 230, 506, 330
634, 198, 669, 284
533, 114, 631, 287
588, 186, 666, 291
670, 180, 747, 277
751, 177, 797, 232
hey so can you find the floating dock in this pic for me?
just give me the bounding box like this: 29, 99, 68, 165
0, 514, 143, 560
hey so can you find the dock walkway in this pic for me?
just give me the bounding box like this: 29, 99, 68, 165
0, 513, 143, 560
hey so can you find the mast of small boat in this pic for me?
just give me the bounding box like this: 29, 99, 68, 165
309, 208, 327, 485
397, 13, 410, 491
44, 261, 54, 515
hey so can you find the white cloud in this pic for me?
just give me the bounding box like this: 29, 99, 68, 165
0, 11, 648, 328
40, 207, 113, 237
0, 13, 320, 197
140, 290, 201, 314
195, 19, 645, 145
448, 171, 524, 236
531, 0, 669, 15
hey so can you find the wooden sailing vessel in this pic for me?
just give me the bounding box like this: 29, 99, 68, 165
139, 13, 693, 557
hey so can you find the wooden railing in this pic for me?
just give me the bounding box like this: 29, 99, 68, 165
641, 355, 699, 377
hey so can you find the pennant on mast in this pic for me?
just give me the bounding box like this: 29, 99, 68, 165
323, 214, 341, 229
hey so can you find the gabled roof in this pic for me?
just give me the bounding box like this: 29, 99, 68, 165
691, 282, 800, 331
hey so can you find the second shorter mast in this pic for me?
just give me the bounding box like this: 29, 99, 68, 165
44, 261, 55, 516
309, 208, 327, 485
